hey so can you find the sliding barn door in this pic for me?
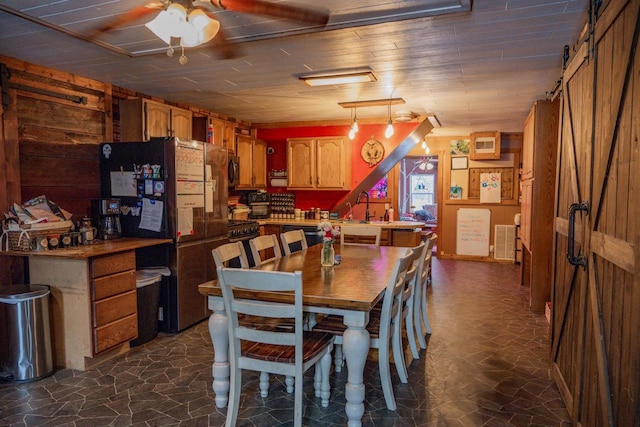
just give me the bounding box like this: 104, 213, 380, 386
551, 0, 640, 425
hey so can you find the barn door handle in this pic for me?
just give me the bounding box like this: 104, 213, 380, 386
567, 201, 589, 267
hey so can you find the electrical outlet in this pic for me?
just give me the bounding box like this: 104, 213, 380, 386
490, 245, 495, 252
158, 307, 164, 321
440, 250, 444, 256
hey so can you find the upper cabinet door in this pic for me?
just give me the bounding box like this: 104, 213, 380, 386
287, 138, 315, 188
253, 139, 267, 188
521, 107, 535, 180
317, 137, 347, 189
171, 107, 192, 141
145, 101, 171, 140
236, 134, 253, 188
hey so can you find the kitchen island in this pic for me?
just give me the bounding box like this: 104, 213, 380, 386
258, 219, 426, 247
2, 238, 172, 370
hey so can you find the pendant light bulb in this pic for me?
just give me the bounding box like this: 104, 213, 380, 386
424, 144, 430, 155
385, 119, 394, 138
352, 105, 359, 133
349, 127, 356, 140
421, 140, 427, 149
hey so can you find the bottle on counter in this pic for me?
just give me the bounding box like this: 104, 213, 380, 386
388, 208, 394, 222
383, 203, 390, 222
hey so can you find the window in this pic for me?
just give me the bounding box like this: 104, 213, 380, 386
410, 174, 435, 209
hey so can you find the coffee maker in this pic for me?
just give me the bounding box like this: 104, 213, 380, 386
92, 198, 122, 240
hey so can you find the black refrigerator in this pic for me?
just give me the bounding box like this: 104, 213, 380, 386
99, 137, 228, 332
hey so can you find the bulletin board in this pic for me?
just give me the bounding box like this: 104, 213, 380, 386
456, 208, 491, 256
467, 167, 514, 200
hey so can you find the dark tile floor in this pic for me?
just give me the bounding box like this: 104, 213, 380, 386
0, 259, 571, 426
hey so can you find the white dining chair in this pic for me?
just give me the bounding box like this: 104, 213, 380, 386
339, 225, 382, 246
400, 241, 426, 361
217, 267, 334, 427
249, 234, 282, 265
312, 249, 414, 410
415, 233, 437, 349
212, 241, 249, 268
280, 229, 308, 255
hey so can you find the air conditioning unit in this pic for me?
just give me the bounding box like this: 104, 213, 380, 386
494, 225, 516, 261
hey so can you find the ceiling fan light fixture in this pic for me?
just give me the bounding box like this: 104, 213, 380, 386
181, 9, 220, 47
145, 3, 187, 45
146, 3, 219, 48
300, 71, 377, 87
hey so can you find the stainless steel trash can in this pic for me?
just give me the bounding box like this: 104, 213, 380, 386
0, 284, 54, 382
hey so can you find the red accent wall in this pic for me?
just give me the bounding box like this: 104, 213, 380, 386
257, 122, 420, 211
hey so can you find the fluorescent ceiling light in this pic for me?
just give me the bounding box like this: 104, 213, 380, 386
300, 71, 377, 86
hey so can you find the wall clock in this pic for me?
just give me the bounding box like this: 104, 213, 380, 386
361, 137, 385, 167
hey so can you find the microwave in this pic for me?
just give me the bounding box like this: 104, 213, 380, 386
228, 155, 239, 187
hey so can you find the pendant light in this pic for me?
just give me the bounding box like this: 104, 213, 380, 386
385, 99, 394, 138
352, 104, 359, 133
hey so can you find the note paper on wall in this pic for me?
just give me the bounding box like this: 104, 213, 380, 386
480, 172, 501, 203
456, 208, 491, 256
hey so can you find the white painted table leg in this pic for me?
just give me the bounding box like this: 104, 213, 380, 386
342, 316, 370, 427
208, 308, 229, 408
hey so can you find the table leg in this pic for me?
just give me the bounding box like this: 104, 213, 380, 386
342, 321, 370, 427
208, 308, 229, 408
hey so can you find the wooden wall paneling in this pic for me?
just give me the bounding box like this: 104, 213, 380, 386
0, 85, 25, 285
467, 167, 514, 200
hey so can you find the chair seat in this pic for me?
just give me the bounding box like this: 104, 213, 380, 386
242, 331, 335, 363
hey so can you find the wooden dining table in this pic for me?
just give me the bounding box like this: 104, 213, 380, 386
198, 243, 412, 427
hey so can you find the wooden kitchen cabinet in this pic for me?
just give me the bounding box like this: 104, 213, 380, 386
236, 134, 267, 189
90, 251, 138, 354
120, 98, 192, 141
287, 137, 349, 190
520, 99, 559, 312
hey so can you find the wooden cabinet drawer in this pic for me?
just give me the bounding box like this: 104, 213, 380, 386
91, 251, 135, 278
93, 313, 138, 354
92, 270, 135, 300
93, 290, 137, 328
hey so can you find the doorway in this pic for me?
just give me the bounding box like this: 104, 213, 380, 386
399, 156, 438, 233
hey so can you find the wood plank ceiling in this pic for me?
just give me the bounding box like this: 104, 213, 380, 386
0, 0, 588, 135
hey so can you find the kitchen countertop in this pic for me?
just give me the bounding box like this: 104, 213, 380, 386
257, 219, 425, 229
1, 237, 173, 259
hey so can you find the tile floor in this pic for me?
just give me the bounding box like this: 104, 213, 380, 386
0, 258, 571, 426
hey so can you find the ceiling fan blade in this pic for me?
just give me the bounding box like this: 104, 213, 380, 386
92, 2, 165, 35
210, 26, 243, 59
212, 0, 329, 25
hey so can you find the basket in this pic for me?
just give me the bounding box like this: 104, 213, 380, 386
232, 211, 249, 221
1, 220, 74, 251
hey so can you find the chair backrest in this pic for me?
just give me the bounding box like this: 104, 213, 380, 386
280, 229, 308, 255
212, 241, 249, 269
339, 225, 382, 246
377, 249, 413, 338
217, 267, 304, 368
422, 234, 438, 284
249, 234, 282, 266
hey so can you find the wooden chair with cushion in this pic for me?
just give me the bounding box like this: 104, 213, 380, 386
339, 225, 382, 246
217, 267, 334, 427
312, 249, 414, 410
280, 229, 308, 255
415, 233, 437, 349
249, 234, 282, 266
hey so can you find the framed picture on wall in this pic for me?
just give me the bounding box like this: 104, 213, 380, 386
451, 156, 468, 170
450, 186, 463, 199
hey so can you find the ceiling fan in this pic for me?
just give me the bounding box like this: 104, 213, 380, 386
91, 0, 330, 62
